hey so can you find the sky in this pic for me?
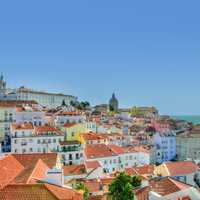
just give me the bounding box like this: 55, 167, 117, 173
0, 0, 200, 115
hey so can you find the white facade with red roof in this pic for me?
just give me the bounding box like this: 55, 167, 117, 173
55, 111, 85, 127
84, 144, 150, 174
11, 124, 64, 154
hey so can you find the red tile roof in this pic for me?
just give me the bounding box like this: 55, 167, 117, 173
11, 122, 34, 130
12, 153, 58, 169
165, 161, 198, 176
82, 180, 102, 193
135, 165, 155, 175
0, 155, 24, 189
63, 123, 77, 128
0, 183, 83, 200
82, 132, 106, 141
0, 100, 38, 107
135, 177, 191, 200
45, 183, 83, 200
107, 144, 125, 154
58, 111, 81, 116
149, 177, 190, 196
125, 168, 139, 176
34, 125, 64, 136
85, 161, 101, 169
85, 144, 117, 159
63, 165, 86, 176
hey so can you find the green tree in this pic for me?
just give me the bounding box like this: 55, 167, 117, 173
131, 176, 142, 188
73, 182, 89, 200
108, 172, 135, 200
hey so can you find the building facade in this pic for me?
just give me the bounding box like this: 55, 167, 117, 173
152, 132, 176, 164
0, 75, 77, 108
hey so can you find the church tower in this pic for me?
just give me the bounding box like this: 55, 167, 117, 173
109, 93, 119, 112
0, 73, 6, 91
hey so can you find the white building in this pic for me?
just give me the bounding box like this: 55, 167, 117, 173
14, 105, 45, 126
55, 111, 85, 127
0, 75, 77, 108
84, 144, 150, 174
11, 123, 64, 154
58, 140, 84, 165
152, 132, 176, 164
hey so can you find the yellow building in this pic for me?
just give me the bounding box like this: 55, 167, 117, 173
61, 123, 86, 143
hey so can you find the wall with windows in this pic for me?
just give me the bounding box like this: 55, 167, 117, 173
11, 135, 64, 154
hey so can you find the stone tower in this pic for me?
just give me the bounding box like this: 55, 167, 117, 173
109, 93, 119, 112
0, 74, 6, 91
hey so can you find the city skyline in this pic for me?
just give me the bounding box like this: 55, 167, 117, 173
1, 1, 200, 115
1, 68, 200, 116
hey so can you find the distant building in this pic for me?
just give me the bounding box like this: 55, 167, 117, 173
176, 127, 200, 161
152, 132, 176, 164
109, 93, 119, 112
0, 74, 77, 108
0, 74, 6, 92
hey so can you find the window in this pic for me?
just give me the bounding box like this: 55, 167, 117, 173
71, 132, 75, 137
14, 139, 17, 144
53, 139, 56, 143
76, 153, 79, 160
110, 160, 112, 164
22, 131, 25, 137
22, 149, 26, 153
29, 148, 33, 152
15, 149, 18, 153
69, 154, 73, 160
48, 139, 51, 143
38, 139, 41, 144
15, 132, 17, 137
104, 160, 107, 165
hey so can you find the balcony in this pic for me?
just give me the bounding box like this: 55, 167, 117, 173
58, 145, 82, 153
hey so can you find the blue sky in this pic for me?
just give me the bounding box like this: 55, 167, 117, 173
0, 0, 200, 115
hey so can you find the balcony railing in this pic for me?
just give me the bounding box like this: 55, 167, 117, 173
56, 146, 82, 152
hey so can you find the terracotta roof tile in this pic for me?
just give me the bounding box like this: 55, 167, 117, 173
34, 126, 64, 136
11, 122, 34, 130
85, 161, 101, 169
0, 183, 83, 200
82, 133, 105, 141
12, 153, 58, 169
135, 165, 155, 175
63, 123, 77, 128
0, 155, 24, 189
12, 159, 49, 184
165, 161, 198, 176
107, 144, 125, 154
63, 165, 86, 176
0, 100, 38, 107
85, 144, 117, 159
149, 177, 190, 196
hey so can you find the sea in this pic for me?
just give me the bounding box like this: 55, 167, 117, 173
171, 116, 200, 125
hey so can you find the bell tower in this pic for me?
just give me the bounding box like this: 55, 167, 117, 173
0, 73, 6, 91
